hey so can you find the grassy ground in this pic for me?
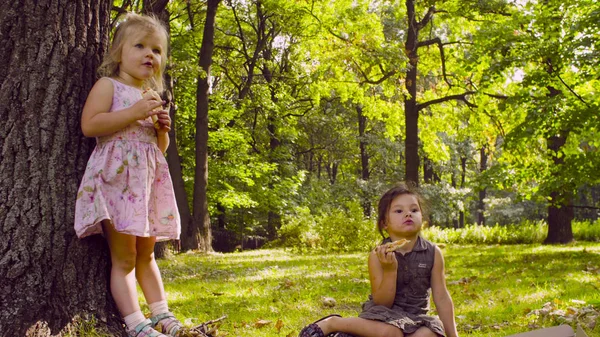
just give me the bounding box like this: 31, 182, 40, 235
140, 242, 600, 337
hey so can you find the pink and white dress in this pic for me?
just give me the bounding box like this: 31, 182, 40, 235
74, 77, 180, 241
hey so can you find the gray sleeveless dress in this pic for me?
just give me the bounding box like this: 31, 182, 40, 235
358, 236, 445, 336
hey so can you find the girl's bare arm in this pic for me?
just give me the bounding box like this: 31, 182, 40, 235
81, 78, 163, 137
368, 247, 398, 307
156, 126, 170, 153
431, 246, 459, 337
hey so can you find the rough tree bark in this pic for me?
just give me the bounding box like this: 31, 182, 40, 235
0, 1, 125, 335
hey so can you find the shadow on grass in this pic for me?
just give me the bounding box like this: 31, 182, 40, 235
154, 245, 600, 337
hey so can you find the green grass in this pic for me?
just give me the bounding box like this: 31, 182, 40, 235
78, 243, 600, 336
149, 243, 599, 337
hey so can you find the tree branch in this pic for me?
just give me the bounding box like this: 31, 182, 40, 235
417, 91, 477, 111
483, 92, 508, 99
557, 74, 591, 108
417, 6, 444, 30
353, 60, 397, 85
416, 37, 451, 87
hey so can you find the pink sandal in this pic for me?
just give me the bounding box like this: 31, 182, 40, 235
127, 319, 168, 337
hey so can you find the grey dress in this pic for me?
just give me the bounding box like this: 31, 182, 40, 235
358, 236, 446, 336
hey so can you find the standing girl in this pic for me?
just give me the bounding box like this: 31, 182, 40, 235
74, 13, 192, 337
299, 183, 459, 337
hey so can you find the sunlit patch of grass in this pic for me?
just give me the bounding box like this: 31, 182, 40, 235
103, 244, 600, 337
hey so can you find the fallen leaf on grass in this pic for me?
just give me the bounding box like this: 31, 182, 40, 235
275, 319, 284, 332
279, 279, 295, 289
448, 276, 477, 285
254, 319, 271, 328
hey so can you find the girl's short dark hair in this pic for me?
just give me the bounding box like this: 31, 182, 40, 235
376, 182, 427, 238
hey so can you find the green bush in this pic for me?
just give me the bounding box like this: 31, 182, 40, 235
277, 209, 600, 251
573, 220, 600, 241
423, 220, 600, 244
277, 201, 380, 252
422, 221, 547, 244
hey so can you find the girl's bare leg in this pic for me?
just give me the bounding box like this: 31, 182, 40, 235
318, 316, 404, 337
408, 327, 439, 337
103, 221, 140, 316
135, 235, 166, 304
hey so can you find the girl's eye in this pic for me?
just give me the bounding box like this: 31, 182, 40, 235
135, 44, 143, 48
412, 209, 419, 213
153, 49, 161, 54
395, 210, 403, 213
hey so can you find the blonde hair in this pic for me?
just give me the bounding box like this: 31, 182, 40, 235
98, 13, 169, 92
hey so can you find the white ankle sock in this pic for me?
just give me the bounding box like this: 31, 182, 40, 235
149, 300, 170, 317
124, 311, 147, 330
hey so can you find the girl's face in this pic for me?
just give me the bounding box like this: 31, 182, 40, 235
118, 30, 165, 87
384, 193, 423, 237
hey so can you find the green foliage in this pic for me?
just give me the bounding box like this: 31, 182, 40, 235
573, 220, 600, 242
160, 0, 600, 248
424, 220, 600, 244
277, 201, 380, 253
423, 221, 548, 244
278, 217, 600, 252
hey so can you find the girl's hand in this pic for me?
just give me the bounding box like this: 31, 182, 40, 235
155, 109, 171, 134
131, 96, 165, 121
375, 244, 398, 271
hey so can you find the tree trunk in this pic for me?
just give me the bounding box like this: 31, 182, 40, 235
185, 0, 221, 252
545, 191, 574, 244
543, 83, 573, 244
266, 115, 281, 240
545, 133, 574, 243
404, 0, 419, 185
357, 105, 371, 216
477, 145, 488, 225
0, 1, 125, 335
423, 156, 434, 183
451, 175, 459, 228
459, 155, 467, 227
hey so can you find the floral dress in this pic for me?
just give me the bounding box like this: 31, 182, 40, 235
74, 77, 180, 241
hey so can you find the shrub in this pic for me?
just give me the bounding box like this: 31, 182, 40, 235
573, 220, 600, 242
277, 209, 600, 252
277, 201, 380, 252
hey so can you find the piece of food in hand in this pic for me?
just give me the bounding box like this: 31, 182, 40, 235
142, 88, 163, 129
385, 238, 411, 252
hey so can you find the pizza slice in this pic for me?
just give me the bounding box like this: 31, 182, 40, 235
384, 238, 411, 252
142, 88, 163, 129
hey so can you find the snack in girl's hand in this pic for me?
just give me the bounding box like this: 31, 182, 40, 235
142, 88, 162, 129
384, 238, 411, 252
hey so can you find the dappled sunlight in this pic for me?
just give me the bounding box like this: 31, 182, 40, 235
150, 244, 600, 337
564, 272, 600, 289
520, 289, 557, 302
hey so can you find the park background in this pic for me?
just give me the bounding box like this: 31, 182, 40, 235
0, 0, 599, 336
